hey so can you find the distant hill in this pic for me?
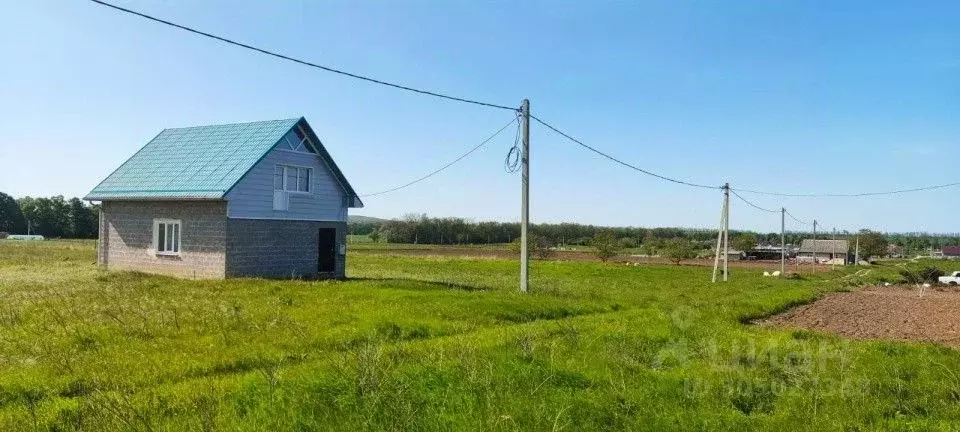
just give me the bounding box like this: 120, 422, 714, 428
348, 215, 389, 224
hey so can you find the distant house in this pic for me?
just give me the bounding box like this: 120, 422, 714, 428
886, 244, 904, 259
797, 239, 849, 264
85, 118, 363, 279
746, 244, 797, 260
942, 246, 960, 260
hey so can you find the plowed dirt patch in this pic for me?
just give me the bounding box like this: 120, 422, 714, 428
761, 287, 960, 348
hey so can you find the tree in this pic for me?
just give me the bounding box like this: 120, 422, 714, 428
68, 198, 98, 238
855, 229, 888, 259
661, 238, 698, 265
509, 233, 554, 260
591, 231, 623, 262
732, 233, 758, 253
18, 196, 70, 237
0, 192, 26, 234
368, 229, 381, 243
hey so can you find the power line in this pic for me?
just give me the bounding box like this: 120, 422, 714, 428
359, 116, 519, 197
504, 114, 523, 173
88, 0, 516, 111
531, 115, 720, 190
730, 189, 778, 213
88, 1, 960, 202
734, 181, 960, 198
785, 209, 813, 227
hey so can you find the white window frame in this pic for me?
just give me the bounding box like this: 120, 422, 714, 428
153, 218, 182, 256
282, 125, 318, 154
274, 164, 312, 194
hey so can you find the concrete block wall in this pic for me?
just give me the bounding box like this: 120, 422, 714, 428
225, 219, 346, 279
100, 201, 227, 278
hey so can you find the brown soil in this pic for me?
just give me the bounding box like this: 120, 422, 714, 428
762, 286, 960, 348
358, 246, 830, 273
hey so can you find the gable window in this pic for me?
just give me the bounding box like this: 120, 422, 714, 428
274, 165, 311, 193
153, 219, 181, 255
283, 126, 318, 154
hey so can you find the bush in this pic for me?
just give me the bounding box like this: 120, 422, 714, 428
661, 238, 698, 265
509, 234, 555, 260
899, 267, 944, 284
591, 231, 623, 262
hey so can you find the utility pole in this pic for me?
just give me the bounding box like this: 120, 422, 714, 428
711, 185, 727, 283
519, 99, 530, 293
723, 183, 730, 281
781, 208, 786, 276
712, 183, 730, 282
812, 219, 817, 270
855, 235, 860, 265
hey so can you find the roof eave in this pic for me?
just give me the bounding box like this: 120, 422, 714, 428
84, 195, 225, 202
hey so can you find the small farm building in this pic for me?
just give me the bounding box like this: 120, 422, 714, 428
797, 239, 849, 264
942, 246, 960, 259
85, 118, 363, 279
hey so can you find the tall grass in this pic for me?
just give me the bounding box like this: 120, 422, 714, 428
0, 240, 959, 430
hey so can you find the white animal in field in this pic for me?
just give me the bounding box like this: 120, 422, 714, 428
763, 272, 771, 277
772, 271, 781, 277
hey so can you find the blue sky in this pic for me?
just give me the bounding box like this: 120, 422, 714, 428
1, 0, 957, 233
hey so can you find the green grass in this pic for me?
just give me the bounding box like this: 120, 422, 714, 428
1, 240, 959, 430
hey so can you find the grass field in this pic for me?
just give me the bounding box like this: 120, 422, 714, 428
2, 240, 960, 430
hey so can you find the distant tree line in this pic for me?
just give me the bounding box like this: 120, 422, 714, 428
0, 192, 99, 238
350, 213, 960, 255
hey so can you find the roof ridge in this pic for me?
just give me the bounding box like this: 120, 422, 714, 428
162, 117, 302, 132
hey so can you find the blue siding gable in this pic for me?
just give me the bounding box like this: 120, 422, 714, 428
226, 143, 348, 222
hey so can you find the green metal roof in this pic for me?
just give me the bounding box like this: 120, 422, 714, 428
85, 118, 361, 204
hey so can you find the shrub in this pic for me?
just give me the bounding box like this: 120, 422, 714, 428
661, 238, 698, 265
899, 267, 944, 284
591, 231, 623, 262
509, 234, 555, 260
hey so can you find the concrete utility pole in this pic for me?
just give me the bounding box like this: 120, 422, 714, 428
855, 235, 860, 265
812, 219, 818, 269
520, 99, 530, 293
781, 208, 786, 276
711, 196, 724, 283
723, 183, 730, 281
712, 183, 730, 283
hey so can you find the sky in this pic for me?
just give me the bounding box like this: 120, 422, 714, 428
0, 0, 957, 234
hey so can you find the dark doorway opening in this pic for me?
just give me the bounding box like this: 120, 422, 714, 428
318, 228, 336, 273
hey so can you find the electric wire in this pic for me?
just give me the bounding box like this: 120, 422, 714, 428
785, 209, 813, 227
734, 181, 960, 198
359, 116, 519, 197
730, 188, 779, 213
88, 0, 960, 201
504, 112, 522, 173
88, 0, 516, 111
531, 115, 721, 190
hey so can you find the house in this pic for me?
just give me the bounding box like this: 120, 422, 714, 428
797, 239, 849, 264
746, 244, 797, 260
85, 118, 363, 279
942, 246, 960, 260
886, 244, 904, 259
